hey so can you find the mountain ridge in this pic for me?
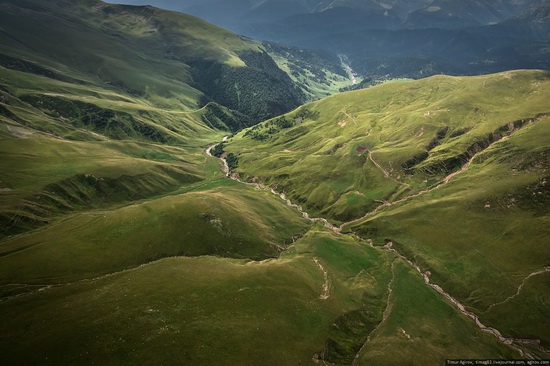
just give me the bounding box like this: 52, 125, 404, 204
108, 0, 550, 81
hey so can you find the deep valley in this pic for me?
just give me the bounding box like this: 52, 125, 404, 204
0, 0, 549, 365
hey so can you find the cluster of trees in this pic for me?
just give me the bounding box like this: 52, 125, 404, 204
225, 152, 239, 171
242, 107, 318, 141
243, 116, 292, 141
242, 125, 274, 141
210, 143, 224, 157
191, 50, 305, 124
201, 103, 253, 132
20, 95, 169, 142
294, 107, 320, 122
209, 143, 238, 171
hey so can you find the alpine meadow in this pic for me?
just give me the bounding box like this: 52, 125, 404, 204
0, 0, 549, 365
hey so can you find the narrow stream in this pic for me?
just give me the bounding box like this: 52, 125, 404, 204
339, 54, 358, 85
208, 138, 549, 359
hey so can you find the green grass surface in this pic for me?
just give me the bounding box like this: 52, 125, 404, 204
0, 185, 311, 294
0, 0, 257, 109
482, 272, 550, 348
357, 261, 519, 364
346, 114, 550, 347
263, 44, 354, 100
0, 227, 380, 365
1, 255, 332, 366
0, 226, 520, 365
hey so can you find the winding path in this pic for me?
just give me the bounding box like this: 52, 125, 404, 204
341, 152, 477, 230
313, 258, 330, 300
483, 267, 550, 314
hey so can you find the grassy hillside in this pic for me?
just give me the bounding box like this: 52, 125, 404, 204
345, 110, 550, 349
0, 0, 305, 121
356, 261, 519, 364
0, 0, 312, 236
262, 41, 355, 100
0, 226, 519, 365
224, 70, 550, 222
0, 62, 221, 236
224, 69, 550, 355
0, 184, 311, 296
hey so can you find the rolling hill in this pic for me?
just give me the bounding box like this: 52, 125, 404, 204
223, 70, 550, 358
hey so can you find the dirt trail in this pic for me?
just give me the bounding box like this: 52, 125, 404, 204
341, 109, 357, 124
343, 113, 549, 230
368, 151, 410, 188
341, 152, 477, 230
352, 258, 397, 366
484, 266, 550, 314
368, 151, 391, 179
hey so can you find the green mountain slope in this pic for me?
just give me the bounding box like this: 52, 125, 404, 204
0, 0, 305, 121
0, 0, 309, 236
262, 41, 354, 100
223, 70, 550, 354
224, 70, 550, 222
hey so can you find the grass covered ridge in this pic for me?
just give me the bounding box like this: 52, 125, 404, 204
0, 185, 311, 294
225, 70, 550, 355
225, 70, 550, 223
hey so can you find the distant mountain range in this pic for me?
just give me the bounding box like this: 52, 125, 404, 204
107, 0, 543, 30
106, 0, 550, 81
